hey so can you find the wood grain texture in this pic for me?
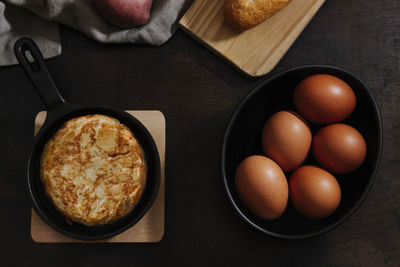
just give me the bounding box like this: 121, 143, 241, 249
31, 110, 165, 243
179, 0, 325, 77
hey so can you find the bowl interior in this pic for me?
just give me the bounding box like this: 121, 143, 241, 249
222, 65, 382, 239
28, 106, 161, 240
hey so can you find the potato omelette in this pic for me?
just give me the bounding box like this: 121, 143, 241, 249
40, 114, 146, 226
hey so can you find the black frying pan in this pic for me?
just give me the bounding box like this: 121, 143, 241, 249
14, 38, 161, 241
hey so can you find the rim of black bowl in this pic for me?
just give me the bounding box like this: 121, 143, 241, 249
221, 64, 383, 240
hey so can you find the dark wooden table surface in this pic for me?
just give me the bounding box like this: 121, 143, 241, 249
0, 0, 399, 266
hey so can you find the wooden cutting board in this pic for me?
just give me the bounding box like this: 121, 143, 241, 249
179, 0, 325, 77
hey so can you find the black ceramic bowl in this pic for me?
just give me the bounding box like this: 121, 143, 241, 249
221, 65, 382, 239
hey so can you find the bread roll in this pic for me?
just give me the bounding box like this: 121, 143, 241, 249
225, 0, 291, 30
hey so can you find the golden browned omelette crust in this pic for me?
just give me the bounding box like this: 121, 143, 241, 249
40, 114, 146, 226
225, 0, 291, 30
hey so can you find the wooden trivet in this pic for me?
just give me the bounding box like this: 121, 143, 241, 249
30, 110, 165, 243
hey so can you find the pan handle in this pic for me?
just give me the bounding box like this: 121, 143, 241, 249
14, 38, 65, 111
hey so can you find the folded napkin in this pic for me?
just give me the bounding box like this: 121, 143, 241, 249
0, 0, 189, 66
0, 2, 61, 66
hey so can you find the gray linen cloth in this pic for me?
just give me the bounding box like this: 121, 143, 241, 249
0, 2, 61, 66
0, 0, 189, 66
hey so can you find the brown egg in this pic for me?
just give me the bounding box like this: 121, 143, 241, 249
289, 166, 341, 219
293, 74, 356, 124
235, 155, 288, 220
312, 123, 367, 173
262, 111, 312, 172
